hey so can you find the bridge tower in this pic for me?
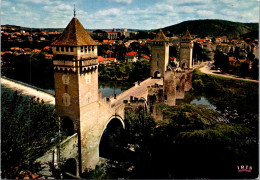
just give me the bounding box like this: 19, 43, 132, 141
179, 29, 194, 69
150, 30, 169, 78
51, 15, 99, 174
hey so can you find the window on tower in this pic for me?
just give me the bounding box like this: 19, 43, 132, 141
66, 47, 69, 52
81, 46, 84, 52
61, 46, 64, 52
70, 47, 73, 52
56, 46, 59, 51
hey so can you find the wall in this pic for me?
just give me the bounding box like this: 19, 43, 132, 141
164, 71, 176, 106
150, 42, 169, 78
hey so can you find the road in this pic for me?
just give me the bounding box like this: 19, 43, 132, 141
199, 65, 259, 83
110, 77, 163, 107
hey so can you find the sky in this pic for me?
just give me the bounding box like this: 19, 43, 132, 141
1, 0, 259, 30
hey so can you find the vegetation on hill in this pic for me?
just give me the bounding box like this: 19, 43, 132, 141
99, 61, 151, 82
161, 19, 258, 37
1, 52, 54, 89
85, 69, 258, 179
1, 91, 58, 178
85, 102, 258, 179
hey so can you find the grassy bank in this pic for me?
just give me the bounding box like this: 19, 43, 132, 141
192, 68, 259, 114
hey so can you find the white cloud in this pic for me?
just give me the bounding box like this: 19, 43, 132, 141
110, 0, 132, 4
11, 7, 16, 12
97, 8, 121, 16
16, 0, 54, 5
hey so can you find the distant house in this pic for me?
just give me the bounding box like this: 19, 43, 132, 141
45, 54, 53, 59
32, 49, 41, 53
98, 56, 116, 65
140, 55, 150, 61
125, 51, 138, 63
229, 57, 236, 66
106, 29, 118, 40
24, 48, 31, 54
43, 46, 51, 50
10, 47, 23, 53
107, 58, 117, 63
98, 56, 107, 64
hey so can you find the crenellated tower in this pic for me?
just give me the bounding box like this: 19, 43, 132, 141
51, 15, 99, 174
150, 30, 169, 78
179, 29, 194, 69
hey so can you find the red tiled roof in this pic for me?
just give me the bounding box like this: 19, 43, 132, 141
107, 58, 116, 61
229, 57, 236, 62
143, 56, 150, 59
106, 31, 117, 34
127, 51, 138, 56
98, 56, 107, 62
44, 46, 51, 50
45, 54, 54, 57
198, 39, 206, 42
32, 49, 41, 53
105, 50, 113, 54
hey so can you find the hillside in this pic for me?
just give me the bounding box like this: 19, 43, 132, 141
161, 19, 259, 37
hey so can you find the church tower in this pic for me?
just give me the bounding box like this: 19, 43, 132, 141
51, 14, 98, 173
179, 30, 194, 69
150, 30, 169, 78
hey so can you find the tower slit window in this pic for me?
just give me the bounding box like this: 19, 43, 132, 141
56, 46, 59, 51
61, 46, 64, 52
66, 47, 69, 52
70, 47, 73, 52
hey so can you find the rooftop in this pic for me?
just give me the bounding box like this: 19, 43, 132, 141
152, 30, 169, 42
51, 17, 97, 46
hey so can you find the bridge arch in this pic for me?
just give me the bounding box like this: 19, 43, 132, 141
154, 71, 161, 78
181, 62, 187, 69
99, 115, 125, 159
61, 117, 75, 136
62, 158, 77, 178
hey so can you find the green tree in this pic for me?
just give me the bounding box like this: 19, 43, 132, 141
214, 50, 229, 72
251, 59, 259, 79
239, 62, 249, 77
1, 91, 58, 175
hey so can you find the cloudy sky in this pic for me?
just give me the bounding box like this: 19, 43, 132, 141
1, 0, 259, 29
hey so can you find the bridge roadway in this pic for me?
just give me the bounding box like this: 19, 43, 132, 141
2, 77, 163, 109
1, 77, 55, 105
110, 77, 163, 108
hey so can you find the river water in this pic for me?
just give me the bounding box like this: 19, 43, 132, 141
1, 79, 256, 120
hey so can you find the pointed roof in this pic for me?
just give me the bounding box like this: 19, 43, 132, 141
152, 29, 169, 42
182, 29, 192, 39
51, 17, 97, 46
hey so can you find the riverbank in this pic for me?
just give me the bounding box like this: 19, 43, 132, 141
199, 65, 259, 83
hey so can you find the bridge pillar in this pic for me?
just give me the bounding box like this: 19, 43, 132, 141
164, 71, 176, 106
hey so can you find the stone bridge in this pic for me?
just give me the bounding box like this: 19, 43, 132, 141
2, 16, 195, 178
2, 68, 193, 178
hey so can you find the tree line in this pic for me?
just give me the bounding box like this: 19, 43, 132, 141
214, 47, 259, 79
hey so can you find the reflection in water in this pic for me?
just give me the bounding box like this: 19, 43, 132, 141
98, 80, 133, 98
190, 96, 216, 110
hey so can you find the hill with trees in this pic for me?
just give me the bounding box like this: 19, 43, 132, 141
161, 19, 258, 37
